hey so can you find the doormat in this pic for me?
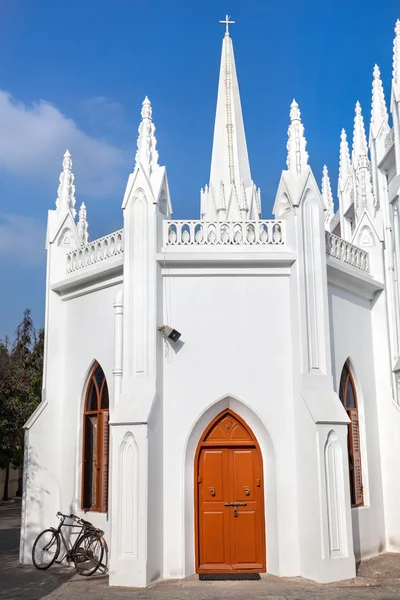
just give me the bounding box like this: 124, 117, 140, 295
199, 573, 261, 581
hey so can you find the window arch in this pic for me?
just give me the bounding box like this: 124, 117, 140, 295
339, 361, 363, 507
82, 363, 109, 512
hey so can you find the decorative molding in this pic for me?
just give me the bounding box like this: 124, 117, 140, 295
164, 220, 284, 247
384, 128, 395, 151
325, 232, 369, 272
133, 193, 148, 374
324, 431, 348, 559
119, 432, 139, 558
66, 229, 123, 273
302, 194, 326, 373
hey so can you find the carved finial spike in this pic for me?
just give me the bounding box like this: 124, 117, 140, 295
322, 165, 334, 228
371, 63, 388, 132
355, 101, 362, 115
77, 201, 89, 245
396, 18, 400, 36
135, 96, 159, 174
289, 98, 301, 121
56, 150, 76, 217
286, 98, 308, 174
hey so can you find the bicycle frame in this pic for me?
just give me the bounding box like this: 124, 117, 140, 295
53, 512, 103, 564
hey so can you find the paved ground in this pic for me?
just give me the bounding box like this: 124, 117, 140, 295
3, 501, 400, 599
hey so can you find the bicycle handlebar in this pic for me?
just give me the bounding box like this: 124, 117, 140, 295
56, 511, 100, 531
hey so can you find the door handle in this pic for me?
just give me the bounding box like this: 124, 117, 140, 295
224, 502, 247, 517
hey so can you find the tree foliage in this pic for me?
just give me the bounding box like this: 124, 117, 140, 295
0, 310, 44, 500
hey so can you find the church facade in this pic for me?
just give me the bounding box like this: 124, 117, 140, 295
19, 19, 400, 587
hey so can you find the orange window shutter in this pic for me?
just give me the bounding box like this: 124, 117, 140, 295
349, 409, 363, 506
101, 411, 110, 513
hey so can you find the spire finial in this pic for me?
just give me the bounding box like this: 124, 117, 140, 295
135, 96, 159, 176
393, 19, 400, 91
371, 63, 389, 137
322, 165, 334, 229
219, 14, 235, 36
286, 99, 308, 176
56, 149, 76, 217
77, 201, 89, 245
352, 101, 368, 160
352, 103, 375, 216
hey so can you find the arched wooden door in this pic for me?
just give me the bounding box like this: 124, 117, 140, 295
195, 410, 266, 573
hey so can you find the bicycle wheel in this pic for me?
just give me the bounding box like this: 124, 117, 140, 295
32, 529, 60, 570
73, 532, 104, 576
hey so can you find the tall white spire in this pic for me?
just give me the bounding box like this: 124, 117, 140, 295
286, 99, 308, 177
135, 96, 159, 177
352, 102, 368, 163
77, 202, 89, 245
322, 165, 334, 230
339, 129, 352, 190
201, 19, 261, 220
393, 19, 400, 99
371, 64, 389, 138
338, 129, 354, 241
352, 102, 375, 217
56, 150, 76, 218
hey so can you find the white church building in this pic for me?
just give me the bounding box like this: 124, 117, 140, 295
19, 17, 400, 586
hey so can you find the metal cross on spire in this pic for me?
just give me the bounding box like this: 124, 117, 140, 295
219, 14, 235, 35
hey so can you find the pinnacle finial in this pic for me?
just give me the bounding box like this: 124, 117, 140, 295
286, 99, 308, 175
141, 96, 152, 120
371, 63, 388, 136
339, 128, 352, 188
135, 97, 159, 175
77, 201, 89, 245
393, 19, 400, 88
322, 165, 334, 229
353, 101, 368, 160
56, 150, 76, 217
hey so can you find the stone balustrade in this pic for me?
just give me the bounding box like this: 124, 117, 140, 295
66, 229, 124, 273
164, 220, 284, 247
325, 232, 369, 273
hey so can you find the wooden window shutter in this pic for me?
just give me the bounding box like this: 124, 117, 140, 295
349, 409, 363, 506
101, 410, 110, 513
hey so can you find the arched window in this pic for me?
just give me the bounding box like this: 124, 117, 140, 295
82, 363, 109, 512
339, 362, 363, 507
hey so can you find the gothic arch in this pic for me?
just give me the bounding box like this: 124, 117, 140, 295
357, 225, 375, 248
337, 358, 369, 507
183, 395, 278, 576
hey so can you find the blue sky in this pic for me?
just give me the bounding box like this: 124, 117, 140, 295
0, 0, 398, 339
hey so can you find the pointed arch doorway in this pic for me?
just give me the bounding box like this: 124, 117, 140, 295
195, 409, 266, 573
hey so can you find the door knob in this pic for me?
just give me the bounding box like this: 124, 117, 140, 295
244, 488, 250, 496
209, 488, 215, 496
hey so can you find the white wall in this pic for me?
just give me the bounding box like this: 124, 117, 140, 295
20, 282, 121, 562
328, 282, 386, 560
161, 272, 299, 579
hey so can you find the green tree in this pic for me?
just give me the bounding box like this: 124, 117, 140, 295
0, 310, 44, 501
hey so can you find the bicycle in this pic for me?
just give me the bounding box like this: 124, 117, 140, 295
32, 511, 105, 576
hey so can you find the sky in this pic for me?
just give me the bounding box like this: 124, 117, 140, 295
0, 0, 399, 339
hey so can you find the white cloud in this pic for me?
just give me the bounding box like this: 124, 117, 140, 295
0, 212, 45, 265
0, 91, 132, 197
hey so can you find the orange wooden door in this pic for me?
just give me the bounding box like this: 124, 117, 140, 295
196, 411, 266, 573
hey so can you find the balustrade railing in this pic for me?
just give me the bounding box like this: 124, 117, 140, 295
66, 229, 124, 273
164, 220, 284, 247
325, 232, 369, 273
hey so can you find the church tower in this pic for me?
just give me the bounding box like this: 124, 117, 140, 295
200, 16, 261, 221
